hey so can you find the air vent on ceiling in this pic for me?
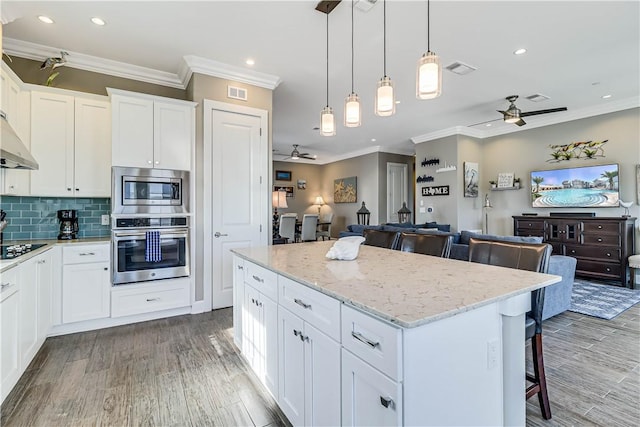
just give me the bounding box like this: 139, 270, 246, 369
228, 86, 248, 101
526, 93, 550, 102
445, 61, 477, 75
355, 0, 377, 12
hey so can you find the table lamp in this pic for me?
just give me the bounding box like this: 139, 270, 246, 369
314, 196, 325, 216
273, 190, 288, 225
483, 193, 493, 234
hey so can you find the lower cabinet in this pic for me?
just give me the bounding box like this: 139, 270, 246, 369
278, 306, 341, 427
1, 266, 20, 403
232, 256, 244, 348
62, 244, 110, 323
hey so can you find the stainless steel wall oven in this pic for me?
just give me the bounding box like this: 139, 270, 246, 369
112, 216, 189, 285
112, 167, 189, 214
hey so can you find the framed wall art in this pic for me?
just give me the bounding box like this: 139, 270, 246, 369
275, 170, 292, 181
274, 185, 294, 197
334, 176, 357, 203
464, 162, 478, 197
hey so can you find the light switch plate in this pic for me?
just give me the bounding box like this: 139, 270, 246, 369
101, 214, 110, 226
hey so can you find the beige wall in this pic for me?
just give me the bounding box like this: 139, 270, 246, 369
378, 152, 415, 223
273, 161, 324, 217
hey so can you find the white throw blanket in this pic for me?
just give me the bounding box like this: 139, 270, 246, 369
325, 236, 365, 261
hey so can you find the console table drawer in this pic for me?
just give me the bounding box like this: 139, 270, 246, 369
581, 234, 620, 246
582, 222, 621, 234
576, 259, 622, 277
565, 245, 621, 261
514, 219, 544, 231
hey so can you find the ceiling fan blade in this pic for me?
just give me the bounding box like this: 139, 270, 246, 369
497, 110, 507, 115
514, 118, 526, 126
300, 155, 316, 160
520, 107, 567, 117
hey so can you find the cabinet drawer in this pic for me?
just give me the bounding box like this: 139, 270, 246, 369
279, 275, 341, 341
581, 234, 620, 246
0, 266, 19, 302
111, 279, 190, 317
244, 261, 277, 301
582, 222, 620, 234
565, 245, 621, 261
63, 244, 110, 264
576, 259, 622, 278
515, 219, 544, 231
342, 304, 402, 381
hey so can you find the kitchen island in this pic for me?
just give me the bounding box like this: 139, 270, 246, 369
232, 241, 560, 426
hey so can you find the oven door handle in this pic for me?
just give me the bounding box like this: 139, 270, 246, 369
112, 229, 188, 239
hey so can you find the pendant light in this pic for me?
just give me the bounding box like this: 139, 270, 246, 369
344, 0, 361, 127
375, 0, 395, 116
416, 0, 442, 99
320, 12, 335, 136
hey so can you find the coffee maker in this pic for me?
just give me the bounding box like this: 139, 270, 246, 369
58, 209, 79, 240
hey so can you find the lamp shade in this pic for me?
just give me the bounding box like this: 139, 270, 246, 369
314, 196, 325, 206
272, 190, 288, 209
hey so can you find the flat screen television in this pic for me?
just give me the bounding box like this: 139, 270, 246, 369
530, 163, 619, 208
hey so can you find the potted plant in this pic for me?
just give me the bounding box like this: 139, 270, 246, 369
489, 180, 497, 189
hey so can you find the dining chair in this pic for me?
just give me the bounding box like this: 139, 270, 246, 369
316, 213, 334, 241
297, 214, 318, 242
397, 232, 453, 258
363, 229, 400, 249
278, 214, 296, 243
468, 237, 553, 420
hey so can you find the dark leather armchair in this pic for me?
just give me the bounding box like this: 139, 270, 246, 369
398, 232, 453, 258
468, 237, 553, 420
363, 229, 399, 249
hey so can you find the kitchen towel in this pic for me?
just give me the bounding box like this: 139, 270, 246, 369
145, 231, 162, 262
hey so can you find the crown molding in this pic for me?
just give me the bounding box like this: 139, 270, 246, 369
411, 126, 485, 144
182, 55, 281, 90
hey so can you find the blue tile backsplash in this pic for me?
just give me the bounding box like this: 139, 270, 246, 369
0, 196, 111, 241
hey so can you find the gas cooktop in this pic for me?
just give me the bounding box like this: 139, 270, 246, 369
0, 243, 47, 260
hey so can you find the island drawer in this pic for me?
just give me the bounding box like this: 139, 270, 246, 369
278, 275, 340, 341
245, 261, 278, 301
63, 244, 110, 264
342, 305, 402, 381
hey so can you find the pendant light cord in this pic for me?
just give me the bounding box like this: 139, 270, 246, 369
326, 13, 329, 108
427, 0, 431, 52
383, 0, 387, 77
351, 0, 354, 94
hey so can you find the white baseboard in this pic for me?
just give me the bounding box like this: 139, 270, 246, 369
191, 300, 208, 314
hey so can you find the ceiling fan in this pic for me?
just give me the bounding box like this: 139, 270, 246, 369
498, 95, 567, 127
278, 144, 316, 161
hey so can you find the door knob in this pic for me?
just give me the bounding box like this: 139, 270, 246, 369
214, 232, 228, 238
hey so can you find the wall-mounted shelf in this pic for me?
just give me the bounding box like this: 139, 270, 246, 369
490, 186, 521, 191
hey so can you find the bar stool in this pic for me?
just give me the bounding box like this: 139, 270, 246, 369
629, 254, 640, 289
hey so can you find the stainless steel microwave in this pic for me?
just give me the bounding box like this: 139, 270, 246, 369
112, 167, 189, 214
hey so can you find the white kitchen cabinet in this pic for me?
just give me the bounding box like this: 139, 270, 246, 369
277, 280, 341, 427
35, 249, 54, 343
110, 278, 190, 318
232, 256, 244, 348
30, 91, 111, 197
1, 266, 20, 403
18, 257, 40, 367
110, 89, 195, 171
62, 244, 110, 323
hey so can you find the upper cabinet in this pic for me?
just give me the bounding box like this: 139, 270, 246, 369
30, 91, 111, 197
109, 89, 196, 171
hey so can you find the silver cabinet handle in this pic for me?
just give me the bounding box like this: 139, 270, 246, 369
597, 238, 603, 242
351, 331, 380, 349
294, 298, 311, 309
79, 252, 96, 256
146, 298, 160, 302
214, 232, 228, 238
237, 265, 244, 270
380, 396, 394, 409
252, 275, 264, 283
1, 282, 13, 290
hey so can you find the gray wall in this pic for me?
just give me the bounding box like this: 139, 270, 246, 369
378, 152, 415, 223
273, 161, 324, 217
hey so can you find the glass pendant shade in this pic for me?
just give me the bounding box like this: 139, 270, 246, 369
344, 93, 361, 127
320, 106, 336, 136
375, 76, 395, 116
416, 51, 442, 99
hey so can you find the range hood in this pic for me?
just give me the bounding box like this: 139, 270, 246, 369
0, 110, 38, 170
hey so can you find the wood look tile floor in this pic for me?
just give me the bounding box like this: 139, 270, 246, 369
2, 304, 638, 426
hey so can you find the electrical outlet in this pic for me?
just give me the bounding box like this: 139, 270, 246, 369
101, 214, 110, 226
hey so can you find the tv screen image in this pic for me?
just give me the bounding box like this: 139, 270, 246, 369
530, 163, 619, 208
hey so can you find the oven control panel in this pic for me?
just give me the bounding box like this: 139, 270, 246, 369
115, 217, 188, 228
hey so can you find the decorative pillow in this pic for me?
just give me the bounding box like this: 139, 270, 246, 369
460, 230, 542, 245
347, 224, 383, 235
384, 222, 416, 228
382, 225, 418, 233
435, 224, 451, 232
422, 221, 438, 229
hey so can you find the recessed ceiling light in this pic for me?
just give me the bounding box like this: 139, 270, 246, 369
91, 17, 105, 26
514, 48, 527, 55
245, 58, 255, 66
38, 15, 54, 24
602, 94, 612, 99
371, 138, 376, 142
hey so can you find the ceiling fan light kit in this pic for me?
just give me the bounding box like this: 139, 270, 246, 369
416, 0, 442, 100
344, 0, 362, 127
498, 95, 567, 127
375, 0, 396, 116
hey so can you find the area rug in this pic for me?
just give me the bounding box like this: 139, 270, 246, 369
569, 279, 640, 320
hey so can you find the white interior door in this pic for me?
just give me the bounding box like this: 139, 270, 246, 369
387, 162, 408, 223
204, 101, 268, 310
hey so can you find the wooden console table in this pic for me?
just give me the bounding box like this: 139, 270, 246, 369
513, 216, 637, 287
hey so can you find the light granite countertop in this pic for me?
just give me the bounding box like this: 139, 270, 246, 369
233, 241, 561, 328
0, 237, 110, 273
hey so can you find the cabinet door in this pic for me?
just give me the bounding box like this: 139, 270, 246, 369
278, 306, 305, 427
74, 98, 111, 197
342, 349, 403, 427
304, 323, 341, 427
242, 284, 260, 371
1, 268, 20, 402
2, 89, 31, 196
232, 257, 244, 348
153, 101, 192, 170
19, 258, 39, 366
111, 94, 154, 168
262, 294, 278, 398
36, 251, 54, 342
62, 262, 110, 323
30, 91, 75, 196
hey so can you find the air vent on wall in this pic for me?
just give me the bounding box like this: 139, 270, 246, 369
228, 86, 248, 101
445, 61, 477, 75
526, 93, 550, 102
